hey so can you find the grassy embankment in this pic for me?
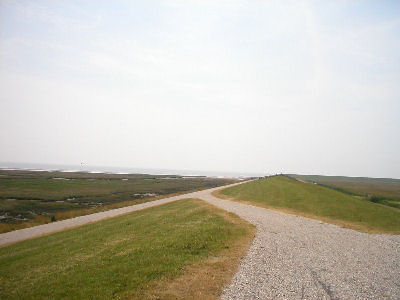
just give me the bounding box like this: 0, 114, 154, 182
0, 170, 236, 233
288, 174, 400, 210
0, 198, 255, 299
216, 176, 400, 234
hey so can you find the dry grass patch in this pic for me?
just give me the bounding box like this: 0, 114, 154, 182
136, 206, 255, 300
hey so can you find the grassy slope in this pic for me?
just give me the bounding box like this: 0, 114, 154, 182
219, 176, 400, 234
0, 198, 254, 299
289, 174, 400, 200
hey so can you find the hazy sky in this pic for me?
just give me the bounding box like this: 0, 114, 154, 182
1, 0, 399, 178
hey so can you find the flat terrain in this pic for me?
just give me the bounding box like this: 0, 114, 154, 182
0, 169, 236, 233
0, 198, 254, 299
289, 174, 400, 209
218, 176, 400, 233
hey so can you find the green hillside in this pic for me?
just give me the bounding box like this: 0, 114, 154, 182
0, 199, 254, 299
218, 176, 400, 234
288, 174, 400, 210
288, 174, 400, 199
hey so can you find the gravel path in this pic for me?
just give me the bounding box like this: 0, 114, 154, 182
199, 193, 400, 300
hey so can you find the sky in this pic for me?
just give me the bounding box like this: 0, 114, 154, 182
0, 0, 399, 178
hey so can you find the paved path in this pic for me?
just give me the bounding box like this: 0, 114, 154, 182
199, 193, 400, 300
1, 181, 399, 299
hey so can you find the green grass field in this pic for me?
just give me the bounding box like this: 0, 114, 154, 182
218, 176, 400, 233
0, 170, 236, 233
288, 174, 400, 209
0, 198, 254, 299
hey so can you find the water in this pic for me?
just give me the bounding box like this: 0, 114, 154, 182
0, 162, 266, 178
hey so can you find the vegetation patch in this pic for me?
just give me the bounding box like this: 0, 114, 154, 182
288, 174, 400, 209
0, 198, 255, 299
217, 176, 400, 234
0, 170, 236, 233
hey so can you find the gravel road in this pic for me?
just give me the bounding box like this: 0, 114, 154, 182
1, 180, 399, 299
200, 193, 400, 300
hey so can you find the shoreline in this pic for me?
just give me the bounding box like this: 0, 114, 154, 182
0, 162, 264, 179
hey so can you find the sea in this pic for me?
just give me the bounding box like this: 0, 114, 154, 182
0, 162, 266, 178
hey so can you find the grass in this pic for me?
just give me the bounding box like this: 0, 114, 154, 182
0, 169, 237, 233
217, 176, 400, 234
0, 198, 255, 299
288, 174, 400, 200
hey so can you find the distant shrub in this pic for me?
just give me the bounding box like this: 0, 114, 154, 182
370, 196, 383, 203
51, 215, 56, 222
